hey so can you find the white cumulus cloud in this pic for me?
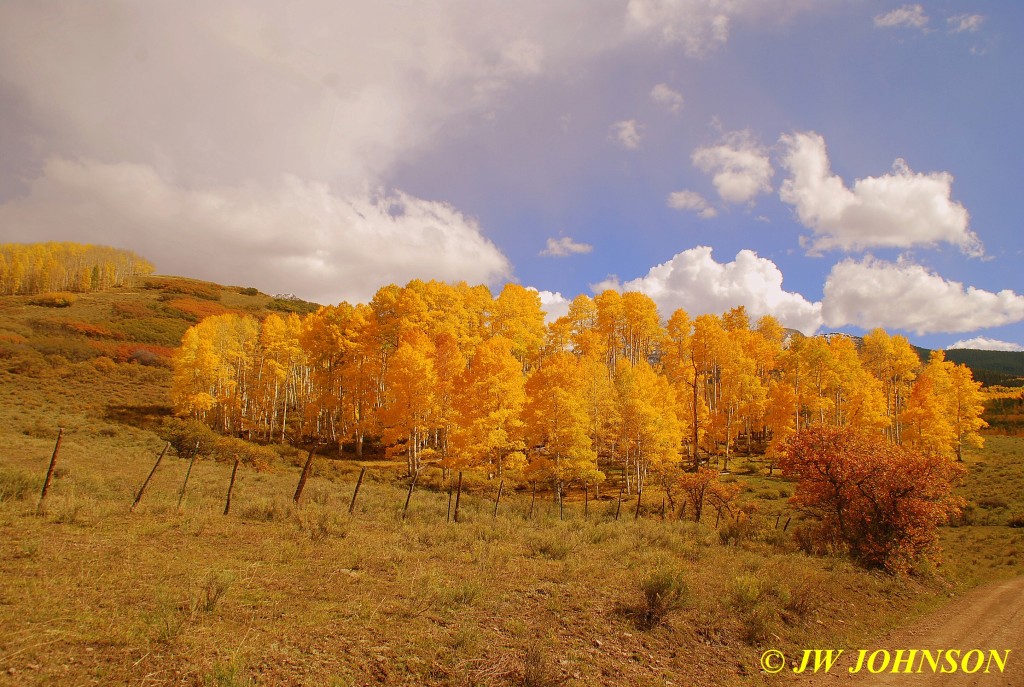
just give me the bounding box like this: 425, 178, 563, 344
692, 130, 773, 204
541, 237, 594, 257
591, 246, 822, 334
948, 337, 1023, 352
650, 83, 684, 113
822, 257, 1024, 335
611, 120, 643, 149
778, 131, 980, 255
874, 4, 928, 31
530, 289, 572, 322
667, 190, 718, 218
948, 14, 985, 34
0, 158, 512, 305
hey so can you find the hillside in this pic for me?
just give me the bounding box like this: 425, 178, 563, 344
0, 275, 319, 374
0, 274, 1022, 686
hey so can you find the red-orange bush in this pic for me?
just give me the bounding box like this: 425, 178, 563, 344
780, 425, 965, 574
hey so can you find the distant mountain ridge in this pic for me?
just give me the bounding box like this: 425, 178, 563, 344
781, 328, 1024, 387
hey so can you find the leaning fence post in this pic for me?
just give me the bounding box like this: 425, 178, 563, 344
633, 487, 643, 521
176, 440, 200, 513
223, 457, 240, 516
402, 470, 419, 519
37, 428, 64, 514
293, 446, 317, 505
348, 466, 366, 515
783, 516, 791, 532
131, 442, 169, 513
453, 472, 464, 523
493, 479, 504, 518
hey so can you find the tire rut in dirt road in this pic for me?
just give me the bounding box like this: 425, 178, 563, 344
793, 576, 1024, 686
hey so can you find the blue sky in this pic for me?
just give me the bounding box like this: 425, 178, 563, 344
0, 1, 1021, 350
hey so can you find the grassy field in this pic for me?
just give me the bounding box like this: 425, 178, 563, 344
0, 283, 1022, 686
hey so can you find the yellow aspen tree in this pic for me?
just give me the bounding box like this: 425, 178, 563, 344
690, 314, 724, 466
454, 282, 494, 358
902, 358, 956, 457
342, 304, 378, 458
802, 336, 838, 427
614, 359, 682, 494
578, 351, 621, 471
523, 351, 602, 495
662, 308, 699, 464
380, 331, 437, 476
778, 332, 809, 437
490, 284, 545, 371
717, 307, 765, 469
826, 335, 887, 432
450, 336, 526, 478
948, 361, 988, 461
300, 303, 357, 449
861, 328, 920, 444
567, 294, 604, 360
594, 289, 625, 374
764, 378, 798, 473
432, 331, 467, 475
620, 291, 663, 366
172, 314, 260, 435
258, 313, 306, 442
172, 326, 221, 419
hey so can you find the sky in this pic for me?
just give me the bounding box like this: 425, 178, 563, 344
1, 1, 1022, 351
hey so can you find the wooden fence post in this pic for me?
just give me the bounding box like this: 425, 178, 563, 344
293, 446, 317, 505
176, 440, 200, 513
402, 470, 419, 519
223, 457, 240, 515
37, 428, 64, 513
131, 442, 169, 513
348, 467, 366, 515
493, 479, 504, 518
615, 485, 623, 521
453, 472, 463, 523
634, 487, 642, 521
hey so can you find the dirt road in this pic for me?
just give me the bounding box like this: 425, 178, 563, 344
795, 577, 1024, 686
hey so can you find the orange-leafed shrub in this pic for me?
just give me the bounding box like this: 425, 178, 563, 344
92, 342, 175, 366
162, 297, 232, 322
111, 300, 153, 319
145, 277, 221, 301
30, 292, 77, 308
781, 425, 965, 574
65, 321, 120, 339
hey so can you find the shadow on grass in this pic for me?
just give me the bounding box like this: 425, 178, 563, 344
104, 403, 173, 430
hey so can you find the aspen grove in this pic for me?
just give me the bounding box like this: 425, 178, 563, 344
171, 280, 987, 496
